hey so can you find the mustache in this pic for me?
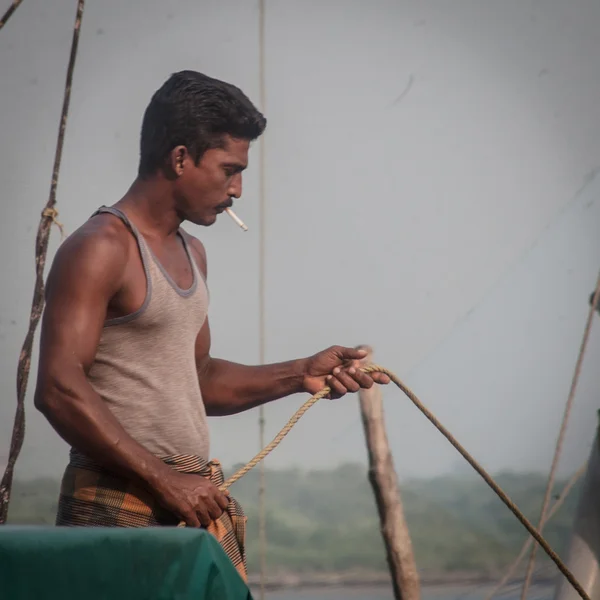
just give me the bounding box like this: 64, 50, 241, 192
215, 198, 234, 210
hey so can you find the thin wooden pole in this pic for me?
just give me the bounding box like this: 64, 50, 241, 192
485, 463, 586, 600
520, 271, 600, 600
257, 0, 267, 598
0, 0, 85, 525
357, 347, 420, 600
554, 417, 600, 600
0, 0, 23, 32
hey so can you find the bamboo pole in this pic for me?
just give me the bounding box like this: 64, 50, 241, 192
553, 418, 600, 600
485, 463, 586, 600
0, 0, 85, 525
357, 347, 420, 600
257, 1, 267, 597
0, 0, 23, 32
520, 271, 600, 600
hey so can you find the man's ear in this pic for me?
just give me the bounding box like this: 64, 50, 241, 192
169, 145, 188, 177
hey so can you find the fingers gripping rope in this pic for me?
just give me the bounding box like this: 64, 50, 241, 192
191, 366, 589, 600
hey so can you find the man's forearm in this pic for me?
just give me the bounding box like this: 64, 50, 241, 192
35, 370, 171, 489
199, 357, 309, 416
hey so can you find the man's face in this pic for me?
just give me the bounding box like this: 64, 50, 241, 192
175, 135, 249, 226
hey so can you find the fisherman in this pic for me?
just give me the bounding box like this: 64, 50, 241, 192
34, 70, 390, 581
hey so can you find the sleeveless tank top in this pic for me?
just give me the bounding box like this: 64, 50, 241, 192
80, 206, 211, 460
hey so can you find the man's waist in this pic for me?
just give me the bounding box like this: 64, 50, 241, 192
68, 448, 219, 479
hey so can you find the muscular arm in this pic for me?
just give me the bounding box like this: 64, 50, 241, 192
34, 222, 172, 490
195, 319, 308, 416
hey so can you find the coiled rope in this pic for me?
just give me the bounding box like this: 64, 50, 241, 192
216, 365, 589, 600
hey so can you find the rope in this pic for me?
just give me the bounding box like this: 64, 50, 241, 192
0, 0, 85, 525
519, 270, 600, 600
0, 0, 23, 32
197, 366, 590, 600
0, 2, 592, 595
485, 462, 586, 600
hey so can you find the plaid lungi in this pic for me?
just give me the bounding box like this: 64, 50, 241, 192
56, 452, 248, 581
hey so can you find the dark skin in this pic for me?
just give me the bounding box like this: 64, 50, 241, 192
34, 135, 390, 528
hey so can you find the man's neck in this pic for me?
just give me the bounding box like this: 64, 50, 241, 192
115, 176, 183, 240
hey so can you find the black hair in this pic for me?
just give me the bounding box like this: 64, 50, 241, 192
138, 70, 266, 177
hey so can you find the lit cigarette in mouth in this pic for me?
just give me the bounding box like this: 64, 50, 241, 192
225, 207, 248, 231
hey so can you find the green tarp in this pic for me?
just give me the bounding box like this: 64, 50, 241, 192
0, 526, 253, 600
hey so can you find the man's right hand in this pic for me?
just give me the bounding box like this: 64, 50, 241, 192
153, 469, 230, 527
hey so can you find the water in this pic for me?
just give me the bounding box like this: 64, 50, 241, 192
263, 584, 554, 600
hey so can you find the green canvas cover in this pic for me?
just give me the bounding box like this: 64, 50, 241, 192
0, 526, 253, 600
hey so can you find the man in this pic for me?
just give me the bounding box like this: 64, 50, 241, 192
34, 70, 389, 579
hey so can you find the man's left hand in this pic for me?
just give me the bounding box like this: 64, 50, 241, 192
302, 346, 390, 399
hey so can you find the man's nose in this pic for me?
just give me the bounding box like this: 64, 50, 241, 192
227, 174, 242, 199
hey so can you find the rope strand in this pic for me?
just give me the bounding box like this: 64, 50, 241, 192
0, 0, 24, 32
520, 270, 600, 600
215, 366, 589, 600
0, 0, 85, 525
485, 463, 586, 600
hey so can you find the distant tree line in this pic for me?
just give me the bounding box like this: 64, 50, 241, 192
8, 464, 580, 578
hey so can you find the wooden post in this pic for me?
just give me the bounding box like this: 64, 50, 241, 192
358, 347, 420, 600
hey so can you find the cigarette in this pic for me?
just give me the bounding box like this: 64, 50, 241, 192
225, 207, 248, 231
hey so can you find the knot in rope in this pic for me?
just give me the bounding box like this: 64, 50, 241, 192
42, 207, 66, 240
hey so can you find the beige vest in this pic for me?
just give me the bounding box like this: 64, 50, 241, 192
82, 206, 210, 460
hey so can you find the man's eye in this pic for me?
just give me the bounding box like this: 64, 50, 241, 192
224, 168, 235, 177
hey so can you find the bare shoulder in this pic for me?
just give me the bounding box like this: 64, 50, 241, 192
180, 229, 208, 278
46, 213, 132, 296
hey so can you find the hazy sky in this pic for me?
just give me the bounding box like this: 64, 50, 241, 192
1, 0, 599, 481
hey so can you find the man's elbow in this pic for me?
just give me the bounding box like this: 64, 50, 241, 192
34, 382, 60, 417
34, 375, 72, 419
203, 400, 240, 417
